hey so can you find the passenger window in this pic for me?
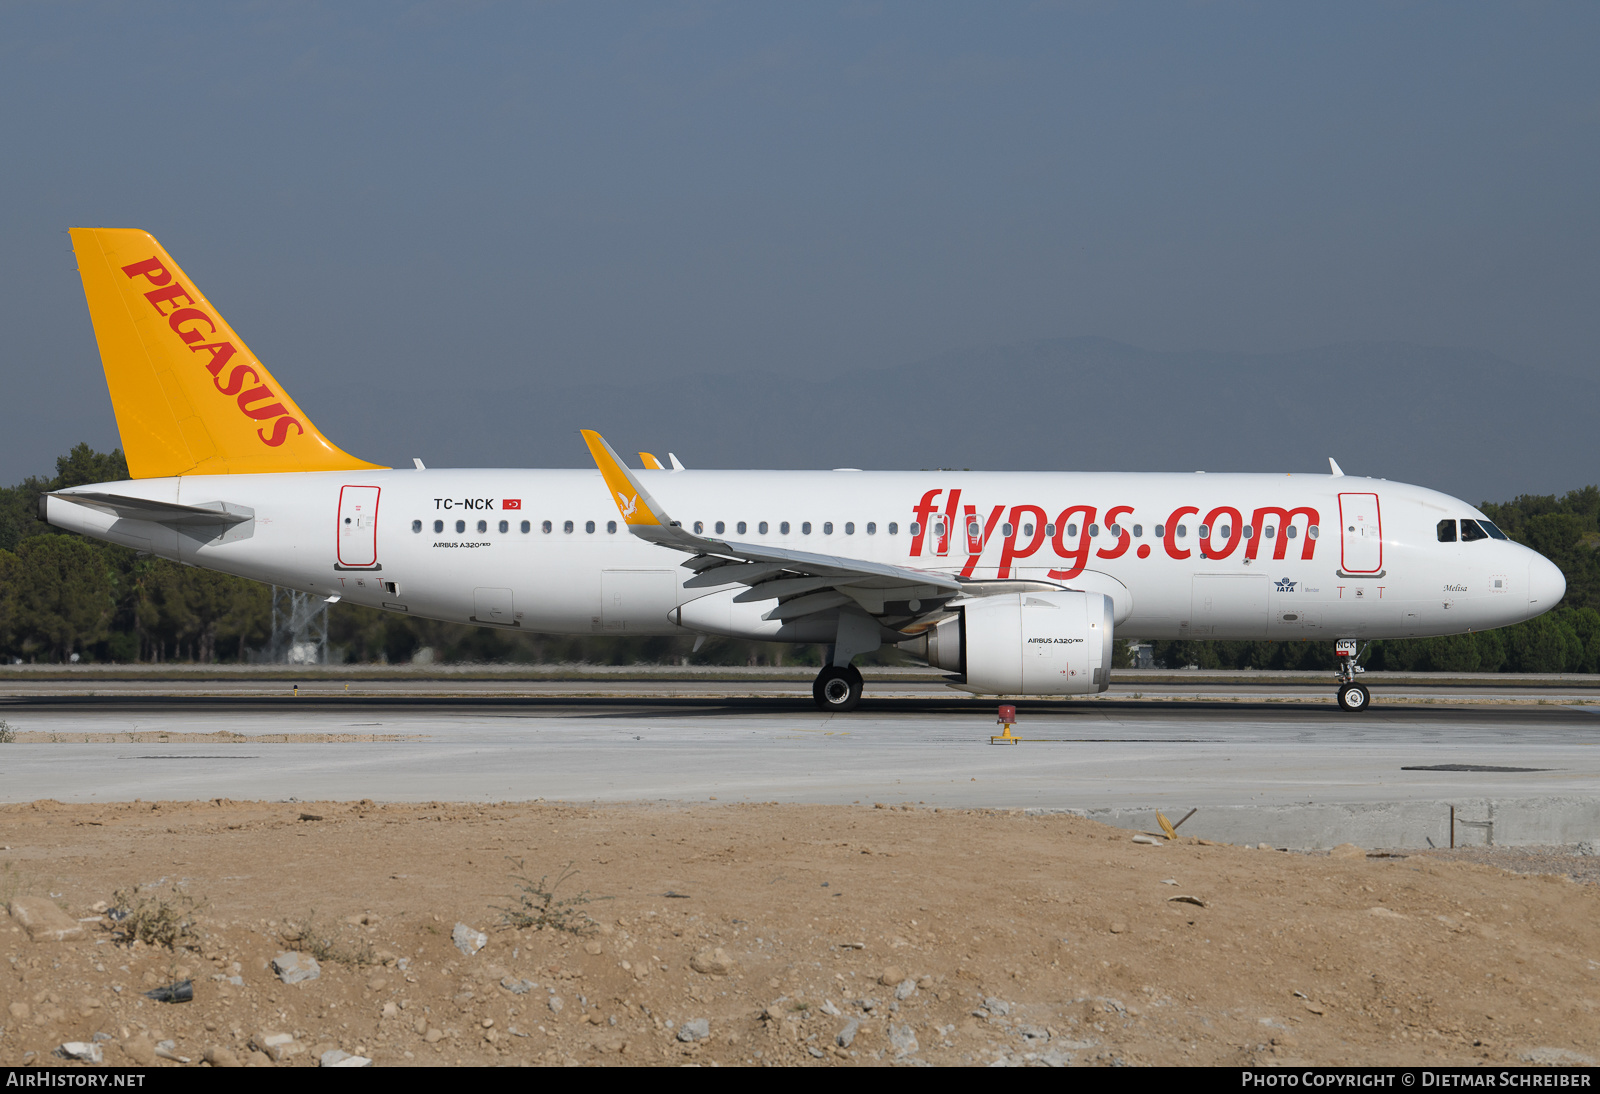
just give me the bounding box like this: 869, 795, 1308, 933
694, 521, 704, 534
1197, 524, 1209, 538
1001, 523, 1013, 538
1154, 524, 1164, 538
759, 521, 769, 534
715, 521, 725, 534
1089, 524, 1100, 537
477, 520, 488, 534
586, 520, 596, 533
1067, 524, 1078, 537
607, 520, 617, 533
802, 522, 812, 535
542, 520, 552, 533
1308, 525, 1319, 539
433, 520, 444, 534
1022, 523, 1033, 537
888, 522, 898, 534
1177, 525, 1187, 538
521, 520, 531, 533
781, 522, 791, 534
934, 521, 944, 537
968, 522, 980, 537
1131, 524, 1140, 537
455, 520, 466, 534
1287, 526, 1298, 539
1046, 523, 1056, 537
1109, 524, 1121, 538
867, 522, 877, 534
412, 519, 422, 533
823, 522, 833, 534
845, 522, 855, 534
1460, 519, 1488, 542
908, 521, 919, 536
737, 521, 747, 534
1264, 526, 1276, 539
563, 520, 574, 533
1243, 525, 1254, 539
498, 520, 509, 533
1217, 525, 1228, 539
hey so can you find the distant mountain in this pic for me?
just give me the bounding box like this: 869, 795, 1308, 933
307, 338, 1596, 504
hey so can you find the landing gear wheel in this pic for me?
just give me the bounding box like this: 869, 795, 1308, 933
813, 665, 864, 712
1337, 683, 1371, 712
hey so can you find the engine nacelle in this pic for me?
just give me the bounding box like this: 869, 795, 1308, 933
905, 590, 1113, 696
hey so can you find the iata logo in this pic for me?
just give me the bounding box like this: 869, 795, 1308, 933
1275, 577, 1297, 592
120, 256, 304, 448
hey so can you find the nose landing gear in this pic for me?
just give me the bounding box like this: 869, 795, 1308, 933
1337, 682, 1371, 712
1334, 639, 1371, 712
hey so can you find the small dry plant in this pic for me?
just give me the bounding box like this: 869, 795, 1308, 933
0, 720, 14, 744
495, 859, 609, 934
110, 883, 202, 949
1, 861, 22, 906
282, 910, 375, 967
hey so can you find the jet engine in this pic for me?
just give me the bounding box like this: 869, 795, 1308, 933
901, 590, 1114, 696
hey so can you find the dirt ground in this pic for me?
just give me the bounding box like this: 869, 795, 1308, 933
3, 798, 1599, 1068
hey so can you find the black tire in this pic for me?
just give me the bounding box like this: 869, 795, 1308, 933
813, 665, 863, 712
1336, 683, 1371, 712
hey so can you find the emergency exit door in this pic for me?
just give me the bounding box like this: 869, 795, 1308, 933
336, 485, 381, 569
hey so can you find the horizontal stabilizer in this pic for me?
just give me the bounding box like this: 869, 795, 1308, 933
48, 491, 253, 526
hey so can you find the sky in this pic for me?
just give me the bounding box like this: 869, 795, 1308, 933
2, 2, 1597, 494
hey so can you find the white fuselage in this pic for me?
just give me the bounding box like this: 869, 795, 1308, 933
46, 468, 1565, 644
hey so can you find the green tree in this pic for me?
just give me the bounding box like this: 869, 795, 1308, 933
12, 536, 117, 661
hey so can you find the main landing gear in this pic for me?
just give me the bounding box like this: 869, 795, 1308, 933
813, 664, 864, 712
1334, 639, 1371, 713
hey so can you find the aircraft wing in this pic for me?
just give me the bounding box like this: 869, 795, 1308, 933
581, 431, 962, 629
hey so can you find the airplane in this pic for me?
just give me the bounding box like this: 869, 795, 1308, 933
41, 229, 1567, 713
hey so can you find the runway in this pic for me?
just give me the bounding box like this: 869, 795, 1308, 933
3, 683, 1599, 849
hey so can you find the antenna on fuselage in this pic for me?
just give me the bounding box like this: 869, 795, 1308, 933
1328, 457, 1345, 477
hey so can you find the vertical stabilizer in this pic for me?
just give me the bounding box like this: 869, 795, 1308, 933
70, 228, 384, 478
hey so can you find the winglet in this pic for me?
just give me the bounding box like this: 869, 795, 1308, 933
639, 452, 665, 470
581, 430, 668, 527
1329, 457, 1345, 477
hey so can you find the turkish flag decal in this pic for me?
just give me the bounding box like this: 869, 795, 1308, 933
503, 499, 522, 510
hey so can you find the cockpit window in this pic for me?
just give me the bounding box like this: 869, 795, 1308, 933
1460, 518, 1488, 542
1437, 519, 1456, 543
1479, 520, 1508, 540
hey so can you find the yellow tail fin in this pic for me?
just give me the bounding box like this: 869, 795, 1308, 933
70, 228, 384, 478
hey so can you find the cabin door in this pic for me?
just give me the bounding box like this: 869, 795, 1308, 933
1338, 493, 1383, 574
336, 486, 380, 569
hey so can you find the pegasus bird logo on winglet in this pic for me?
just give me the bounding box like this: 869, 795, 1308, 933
618, 492, 639, 518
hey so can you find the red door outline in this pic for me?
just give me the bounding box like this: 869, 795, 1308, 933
336, 485, 381, 569
1337, 492, 1382, 574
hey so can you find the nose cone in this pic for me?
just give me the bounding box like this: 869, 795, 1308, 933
1528, 553, 1566, 612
